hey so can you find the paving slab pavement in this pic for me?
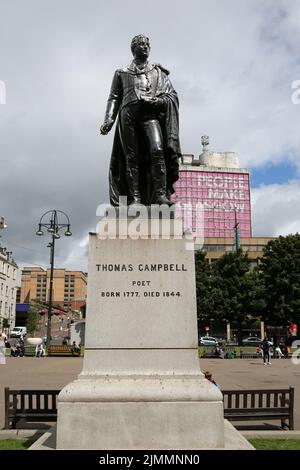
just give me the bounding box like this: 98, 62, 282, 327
0, 429, 44, 439
0, 357, 299, 430
0, 357, 83, 430
203, 357, 300, 430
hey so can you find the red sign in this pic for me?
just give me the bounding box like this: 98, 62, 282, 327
290, 324, 298, 336
174, 170, 251, 238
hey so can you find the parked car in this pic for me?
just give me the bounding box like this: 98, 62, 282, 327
199, 336, 225, 346
242, 337, 261, 346
10, 326, 27, 338
242, 336, 273, 347
199, 336, 217, 346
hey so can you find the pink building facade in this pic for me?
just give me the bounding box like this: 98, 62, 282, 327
173, 159, 252, 238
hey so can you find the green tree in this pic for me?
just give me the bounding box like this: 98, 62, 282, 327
26, 301, 45, 335
259, 234, 300, 326
195, 251, 212, 328
212, 250, 263, 344
195, 249, 263, 345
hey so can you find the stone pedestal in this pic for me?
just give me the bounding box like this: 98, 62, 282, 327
56, 218, 224, 449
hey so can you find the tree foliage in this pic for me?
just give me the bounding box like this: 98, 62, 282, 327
195, 249, 263, 344
195, 250, 213, 321
26, 301, 46, 335
259, 234, 300, 326
195, 234, 300, 341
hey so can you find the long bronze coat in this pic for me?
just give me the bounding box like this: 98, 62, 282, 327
106, 63, 181, 206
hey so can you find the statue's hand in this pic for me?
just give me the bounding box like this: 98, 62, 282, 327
142, 96, 167, 111
141, 96, 154, 104
100, 119, 114, 135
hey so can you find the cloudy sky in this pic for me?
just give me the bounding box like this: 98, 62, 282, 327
0, 0, 300, 273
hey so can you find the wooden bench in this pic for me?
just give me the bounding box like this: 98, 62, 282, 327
24, 346, 36, 356
239, 347, 262, 358
223, 387, 294, 430
5, 386, 294, 430
199, 346, 238, 359
4, 388, 59, 429
200, 348, 220, 358
48, 345, 80, 356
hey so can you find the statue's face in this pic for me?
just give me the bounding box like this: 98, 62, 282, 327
133, 38, 150, 60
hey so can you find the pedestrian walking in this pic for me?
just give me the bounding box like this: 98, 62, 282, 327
262, 337, 271, 365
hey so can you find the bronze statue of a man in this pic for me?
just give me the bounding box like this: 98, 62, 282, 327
100, 34, 181, 207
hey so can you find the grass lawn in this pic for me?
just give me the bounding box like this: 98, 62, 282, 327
2, 437, 300, 451
249, 438, 300, 450
0, 438, 34, 450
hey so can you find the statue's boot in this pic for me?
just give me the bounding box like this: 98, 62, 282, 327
127, 167, 142, 206
151, 155, 172, 206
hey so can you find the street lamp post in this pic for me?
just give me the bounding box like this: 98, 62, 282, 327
36, 210, 72, 350
234, 209, 240, 251
0, 219, 8, 336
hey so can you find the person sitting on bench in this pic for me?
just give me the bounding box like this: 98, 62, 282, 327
213, 343, 225, 358
35, 342, 45, 357
70, 341, 80, 356
204, 370, 220, 388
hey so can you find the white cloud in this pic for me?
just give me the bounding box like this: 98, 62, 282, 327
61, 234, 89, 272
0, 0, 300, 269
252, 180, 300, 236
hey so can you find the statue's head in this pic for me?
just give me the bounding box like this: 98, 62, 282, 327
131, 34, 150, 59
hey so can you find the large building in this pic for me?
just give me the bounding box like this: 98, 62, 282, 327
198, 236, 275, 267
0, 247, 18, 335
173, 139, 273, 259
173, 139, 252, 239
20, 267, 87, 312
173, 139, 274, 339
